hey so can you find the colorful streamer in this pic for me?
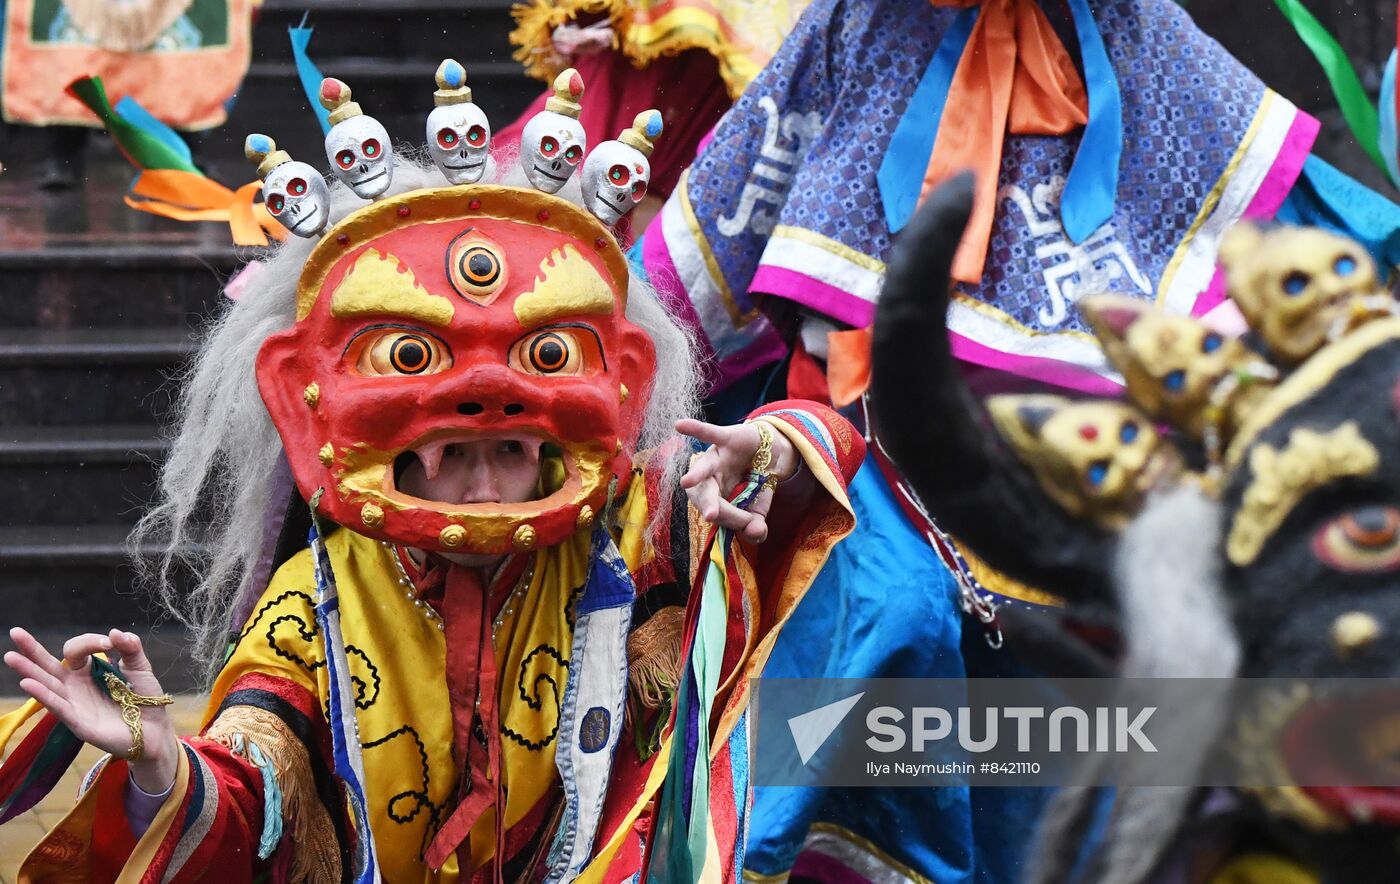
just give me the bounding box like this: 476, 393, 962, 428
1273, 0, 1387, 176
66, 77, 198, 174
67, 75, 283, 247
877, 0, 1124, 282
651, 473, 765, 881
878, 8, 976, 233
1060, 0, 1124, 244
113, 96, 194, 166
0, 658, 126, 825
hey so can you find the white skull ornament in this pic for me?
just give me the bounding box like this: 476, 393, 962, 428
320, 78, 394, 200
426, 58, 492, 185
582, 110, 662, 226
520, 68, 586, 194
244, 134, 330, 238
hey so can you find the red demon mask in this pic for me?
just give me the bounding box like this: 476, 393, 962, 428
255, 185, 656, 554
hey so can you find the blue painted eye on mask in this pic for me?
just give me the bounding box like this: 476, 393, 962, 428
1283, 272, 1310, 296
1334, 255, 1358, 276
1163, 369, 1187, 393
1087, 460, 1110, 487
1119, 421, 1139, 444
1202, 333, 1222, 354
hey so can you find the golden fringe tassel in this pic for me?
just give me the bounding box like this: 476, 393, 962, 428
205, 705, 342, 884
627, 606, 685, 709
506, 0, 754, 99
508, 0, 628, 82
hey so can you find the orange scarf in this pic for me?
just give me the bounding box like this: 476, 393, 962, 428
924, 0, 1088, 284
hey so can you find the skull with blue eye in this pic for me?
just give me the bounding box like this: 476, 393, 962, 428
1079, 293, 1266, 443
1220, 221, 1391, 365
986, 396, 1182, 530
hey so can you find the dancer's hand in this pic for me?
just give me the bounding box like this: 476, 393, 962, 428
676, 419, 802, 543
4, 627, 178, 793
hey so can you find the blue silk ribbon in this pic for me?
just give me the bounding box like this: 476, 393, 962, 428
1379, 49, 1399, 189
878, 8, 977, 233
1060, 0, 1123, 243
290, 18, 332, 136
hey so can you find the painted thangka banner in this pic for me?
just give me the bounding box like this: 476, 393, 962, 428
643, 0, 1319, 392
2, 0, 252, 128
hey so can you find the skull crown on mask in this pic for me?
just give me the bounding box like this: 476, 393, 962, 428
581, 110, 663, 226
426, 58, 492, 185
244, 133, 331, 239
519, 68, 588, 194
253, 65, 667, 238
243, 68, 678, 556
320, 77, 395, 200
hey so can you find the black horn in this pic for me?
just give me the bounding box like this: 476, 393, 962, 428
869, 173, 1113, 604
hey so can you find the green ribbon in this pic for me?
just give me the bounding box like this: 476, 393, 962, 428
1274, 0, 1387, 176
66, 77, 200, 174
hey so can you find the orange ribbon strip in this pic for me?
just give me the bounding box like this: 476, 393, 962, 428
124, 170, 286, 247
924, 0, 1088, 283
826, 326, 874, 408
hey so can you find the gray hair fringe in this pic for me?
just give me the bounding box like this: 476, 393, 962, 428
1027, 483, 1239, 884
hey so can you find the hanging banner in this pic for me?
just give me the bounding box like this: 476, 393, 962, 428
2, 0, 252, 128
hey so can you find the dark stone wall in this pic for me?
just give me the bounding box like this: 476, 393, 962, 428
1188, 0, 1396, 191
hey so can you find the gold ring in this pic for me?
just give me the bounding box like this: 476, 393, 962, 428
104, 674, 174, 762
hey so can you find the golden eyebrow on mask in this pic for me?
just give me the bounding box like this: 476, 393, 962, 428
1228, 422, 1380, 566
331, 248, 456, 327
513, 244, 616, 327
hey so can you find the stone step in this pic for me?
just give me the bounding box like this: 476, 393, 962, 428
0, 328, 194, 365
0, 524, 206, 692
0, 524, 179, 603
0, 425, 165, 528
0, 522, 146, 566
0, 161, 238, 330
0, 254, 229, 329
251, 0, 518, 65
0, 328, 193, 427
